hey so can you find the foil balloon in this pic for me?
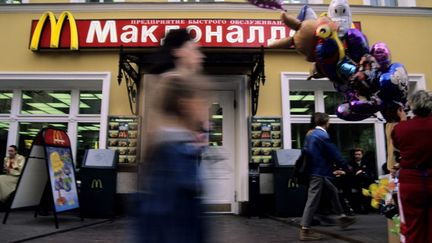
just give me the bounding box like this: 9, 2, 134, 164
345, 28, 370, 63
336, 103, 374, 121
371, 42, 391, 71
315, 21, 346, 84
297, 5, 317, 21
378, 62, 409, 103
327, 0, 353, 37
349, 97, 382, 114
247, 0, 284, 11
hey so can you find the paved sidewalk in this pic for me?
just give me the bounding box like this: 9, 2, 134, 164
271, 213, 389, 243
0, 209, 109, 243
0, 210, 390, 243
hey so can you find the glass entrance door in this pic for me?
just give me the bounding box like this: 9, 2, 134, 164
200, 90, 235, 213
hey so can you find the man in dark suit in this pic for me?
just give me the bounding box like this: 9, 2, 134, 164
348, 148, 375, 214
299, 112, 356, 241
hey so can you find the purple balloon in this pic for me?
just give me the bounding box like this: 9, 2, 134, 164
349, 97, 382, 114
345, 28, 369, 63
248, 0, 284, 10
336, 103, 374, 121
371, 42, 391, 71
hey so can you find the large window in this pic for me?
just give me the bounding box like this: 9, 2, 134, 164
281, 74, 387, 176
370, 0, 397, 6
364, 0, 416, 7
0, 73, 109, 167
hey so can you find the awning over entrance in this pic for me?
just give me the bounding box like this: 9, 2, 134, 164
117, 48, 265, 115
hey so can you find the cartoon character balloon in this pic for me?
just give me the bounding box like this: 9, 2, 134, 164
267, 1, 409, 122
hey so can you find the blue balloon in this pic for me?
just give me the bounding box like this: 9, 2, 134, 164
378, 62, 408, 103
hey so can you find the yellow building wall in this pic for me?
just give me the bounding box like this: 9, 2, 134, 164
20, 0, 432, 7
0, 10, 431, 117
416, 0, 432, 8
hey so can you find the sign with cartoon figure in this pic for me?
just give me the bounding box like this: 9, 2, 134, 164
46, 146, 79, 212
3, 127, 80, 229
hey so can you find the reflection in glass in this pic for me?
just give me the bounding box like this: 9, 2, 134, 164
79, 91, 102, 114
21, 91, 71, 115
324, 92, 345, 115
290, 91, 315, 115
0, 121, 9, 160
18, 122, 68, 157
0, 91, 12, 113
291, 123, 377, 174
209, 103, 223, 146
370, 0, 397, 6
77, 123, 100, 168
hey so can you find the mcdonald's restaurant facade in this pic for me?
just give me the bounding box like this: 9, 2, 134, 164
0, 1, 431, 214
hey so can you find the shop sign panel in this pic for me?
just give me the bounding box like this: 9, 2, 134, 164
29, 11, 362, 51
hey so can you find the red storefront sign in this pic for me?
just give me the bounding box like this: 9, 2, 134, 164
29, 11, 361, 50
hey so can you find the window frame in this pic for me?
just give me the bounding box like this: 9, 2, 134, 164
280, 72, 426, 176
70, 0, 125, 3
363, 0, 416, 7
0, 72, 110, 162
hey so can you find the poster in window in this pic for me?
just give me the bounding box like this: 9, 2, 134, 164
249, 117, 283, 164
46, 146, 79, 212
107, 116, 138, 164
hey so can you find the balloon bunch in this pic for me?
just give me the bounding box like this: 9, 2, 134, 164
253, 0, 409, 121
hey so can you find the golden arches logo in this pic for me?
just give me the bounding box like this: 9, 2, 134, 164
52, 130, 65, 145
30, 11, 79, 51
91, 179, 103, 189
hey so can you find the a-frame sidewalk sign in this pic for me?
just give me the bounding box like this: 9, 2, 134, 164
3, 127, 81, 228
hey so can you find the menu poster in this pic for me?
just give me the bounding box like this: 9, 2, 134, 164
250, 117, 283, 164
46, 146, 79, 212
107, 116, 138, 164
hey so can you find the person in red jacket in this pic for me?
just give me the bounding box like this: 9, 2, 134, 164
392, 90, 432, 243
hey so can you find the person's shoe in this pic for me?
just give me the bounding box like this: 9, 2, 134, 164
299, 228, 324, 241
338, 215, 356, 229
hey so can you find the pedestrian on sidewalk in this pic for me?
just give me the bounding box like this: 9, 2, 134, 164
299, 112, 356, 241
136, 74, 210, 243
392, 90, 432, 243
135, 29, 211, 243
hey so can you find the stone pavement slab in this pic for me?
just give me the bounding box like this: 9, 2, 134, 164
0, 210, 109, 243
271, 213, 389, 243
